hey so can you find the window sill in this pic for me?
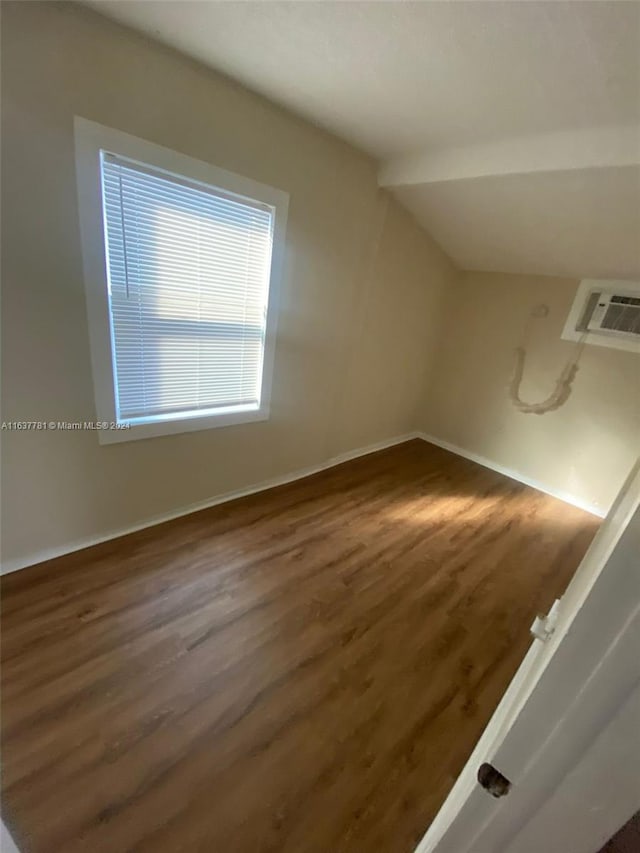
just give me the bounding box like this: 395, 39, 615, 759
98, 405, 268, 445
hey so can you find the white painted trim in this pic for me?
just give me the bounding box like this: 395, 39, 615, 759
378, 124, 640, 188
416, 461, 639, 853
503, 678, 640, 853
3, 430, 605, 575
0, 432, 421, 575
416, 432, 606, 518
1, 821, 21, 853
73, 116, 289, 444
415, 639, 545, 853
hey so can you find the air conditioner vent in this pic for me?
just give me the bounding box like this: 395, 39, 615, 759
596, 295, 640, 336
562, 280, 640, 353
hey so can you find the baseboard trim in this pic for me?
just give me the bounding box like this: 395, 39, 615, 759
0, 432, 421, 576
2, 429, 605, 576
416, 432, 606, 519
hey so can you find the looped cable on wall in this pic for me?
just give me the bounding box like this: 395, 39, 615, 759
509, 304, 585, 415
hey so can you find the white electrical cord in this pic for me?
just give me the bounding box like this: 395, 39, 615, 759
509, 305, 586, 415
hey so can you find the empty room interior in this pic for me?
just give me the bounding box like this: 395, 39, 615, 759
1, 2, 639, 853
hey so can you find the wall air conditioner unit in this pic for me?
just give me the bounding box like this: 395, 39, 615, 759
562, 279, 640, 353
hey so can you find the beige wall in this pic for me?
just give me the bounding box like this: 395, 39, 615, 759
3, 3, 635, 571
420, 271, 640, 514
0, 2, 456, 568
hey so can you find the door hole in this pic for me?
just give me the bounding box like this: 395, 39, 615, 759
477, 762, 512, 798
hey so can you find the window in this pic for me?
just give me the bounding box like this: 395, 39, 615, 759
74, 118, 288, 443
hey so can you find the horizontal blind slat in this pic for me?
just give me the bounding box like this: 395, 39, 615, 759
102, 154, 274, 216
101, 153, 274, 421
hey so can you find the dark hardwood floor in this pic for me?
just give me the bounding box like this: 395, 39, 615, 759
1, 440, 600, 853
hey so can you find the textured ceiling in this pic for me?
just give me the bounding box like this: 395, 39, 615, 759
394, 165, 640, 280
86, 0, 640, 157
86, 1, 640, 278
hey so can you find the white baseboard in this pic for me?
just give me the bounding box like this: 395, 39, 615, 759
417, 432, 606, 519
0, 432, 421, 576
2, 429, 604, 576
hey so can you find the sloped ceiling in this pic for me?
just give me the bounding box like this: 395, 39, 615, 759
86, 0, 640, 279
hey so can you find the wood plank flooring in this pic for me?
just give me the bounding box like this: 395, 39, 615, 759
1, 440, 600, 853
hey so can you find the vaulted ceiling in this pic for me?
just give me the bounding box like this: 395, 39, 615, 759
87, 1, 640, 280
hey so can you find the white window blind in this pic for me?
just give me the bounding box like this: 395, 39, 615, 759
100, 152, 275, 424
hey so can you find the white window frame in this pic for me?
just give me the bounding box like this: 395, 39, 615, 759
74, 117, 288, 444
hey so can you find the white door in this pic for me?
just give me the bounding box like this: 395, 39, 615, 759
416, 460, 640, 853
